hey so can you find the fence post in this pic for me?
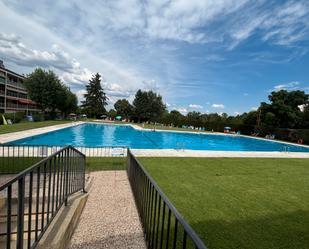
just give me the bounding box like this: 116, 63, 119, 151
65, 149, 69, 206
82, 155, 87, 193
16, 176, 25, 249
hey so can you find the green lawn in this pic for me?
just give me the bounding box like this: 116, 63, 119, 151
86, 157, 126, 171
139, 157, 309, 249
0, 157, 126, 174
2, 154, 308, 249
0, 120, 71, 134
0, 157, 42, 173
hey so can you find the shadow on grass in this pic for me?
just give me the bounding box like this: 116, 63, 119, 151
192, 210, 309, 249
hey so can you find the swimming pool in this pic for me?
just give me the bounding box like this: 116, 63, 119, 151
8, 123, 309, 152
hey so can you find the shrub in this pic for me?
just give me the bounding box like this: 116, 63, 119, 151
32, 113, 44, 122
3, 112, 25, 124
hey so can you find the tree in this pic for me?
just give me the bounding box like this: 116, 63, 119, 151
114, 99, 133, 118
107, 109, 117, 119
186, 111, 202, 127
24, 68, 77, 117
58, 87, 78, 116
263, 90, 308, 128
300, 105, 309, 128
82, 73, 108, 118
169, 110, 184, 127
133, 90, 166, 122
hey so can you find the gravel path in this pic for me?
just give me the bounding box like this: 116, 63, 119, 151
68, 171, 146, 249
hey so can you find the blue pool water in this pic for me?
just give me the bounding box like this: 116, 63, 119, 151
9, 123, 309, 152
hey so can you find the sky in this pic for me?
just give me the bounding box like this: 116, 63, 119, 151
0, 0, 308, 115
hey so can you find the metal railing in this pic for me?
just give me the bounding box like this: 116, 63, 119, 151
0, 145, 127, 174
6, 81, 26, 91
0, 145, 61, 174
0, 146, 86, 249
127, 149, 207, 249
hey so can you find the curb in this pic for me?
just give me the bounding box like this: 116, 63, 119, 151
36, 192, 88, 249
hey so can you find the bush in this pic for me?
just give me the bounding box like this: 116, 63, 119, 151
2, 112, 25, 124
271, 129, 309, 145
32, 113, 44, 122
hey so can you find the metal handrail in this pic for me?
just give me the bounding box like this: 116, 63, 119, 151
0, 144, 127, 174
127, 149, 207, 249
0, 145, 86, 249
0, 146, 85, 190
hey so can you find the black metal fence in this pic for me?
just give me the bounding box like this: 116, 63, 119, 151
0, 145, 127, 174
127, 149, 207, 249
0, 145, 58, 174
0, 146, 86, 249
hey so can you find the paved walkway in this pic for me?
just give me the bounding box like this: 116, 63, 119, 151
0, 121, 84, 144
131, 149, 309, 158
68, 171, 146, 249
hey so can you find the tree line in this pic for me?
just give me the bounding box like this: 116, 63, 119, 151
24, 69, 309, 138
58, 69, 309, 135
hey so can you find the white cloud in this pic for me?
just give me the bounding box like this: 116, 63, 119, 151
75, 89, 86, 103
234, 111, 240, 115
1, 0, 308, 111
298, 104, 308, 112
273, 81, 300, 91
5, 0, 308, 49
251, 107, 258, 111
177, 108, 188, 114
0, 33, 93, 86
0, 31, 161, 103
189, 104, 203, 109
212, 103, 225, 109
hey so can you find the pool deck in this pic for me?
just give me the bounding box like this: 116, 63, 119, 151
0, 121, 308, 158
0, 121, 85, 144
131, 149, 309, 158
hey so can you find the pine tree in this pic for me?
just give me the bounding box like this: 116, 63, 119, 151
82, 73, 108, 118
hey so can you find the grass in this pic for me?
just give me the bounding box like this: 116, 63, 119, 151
0, 156, 126, 174
139, 157, 309, 249
86, 157, 126, 171
0, 157, 42, 174
96, 120, 213, 133
0, 120, 71, 134
2, 154, 308, 249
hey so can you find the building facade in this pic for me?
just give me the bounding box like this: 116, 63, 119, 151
0, 60, 39, 114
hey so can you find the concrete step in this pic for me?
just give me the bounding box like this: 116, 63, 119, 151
0, 197, 52, 245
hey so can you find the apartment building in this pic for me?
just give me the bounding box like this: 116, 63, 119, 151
0, 60, 39, 114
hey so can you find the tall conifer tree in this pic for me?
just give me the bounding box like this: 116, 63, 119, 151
82, 73, 108, 118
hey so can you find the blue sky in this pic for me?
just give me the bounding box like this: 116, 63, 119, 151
0, 0, 308, 115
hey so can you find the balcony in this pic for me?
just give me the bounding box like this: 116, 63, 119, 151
0, 77, 5, 84
0, 102, 4, 108
6, 102, 40, 111
6, 80, 27, 91
6, 91, 28, 99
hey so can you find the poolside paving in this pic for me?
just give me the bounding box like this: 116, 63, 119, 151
0, 121, 84, 144
131, 149, 309, 158
68, 171, 146, 249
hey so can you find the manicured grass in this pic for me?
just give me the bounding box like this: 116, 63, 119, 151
0, 157, 126, 174
86, 157, 126, 171
137, 123, 212, 133
0, 157, 42, 173
139, 157, 309, 249
0, 120, 71, 134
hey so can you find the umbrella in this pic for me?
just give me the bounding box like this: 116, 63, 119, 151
115, 116, 122, 120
